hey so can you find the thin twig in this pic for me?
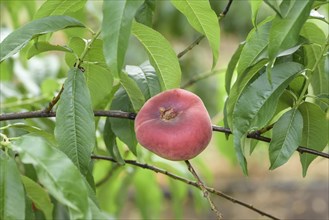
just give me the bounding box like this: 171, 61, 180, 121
95, 164, 120, 187
177, 0, 234, 59
181, 69, 223, 88
0, 110, 328, 159
91, 155, 280, 220
185, 160, 222, 219
44, 85, 64, 113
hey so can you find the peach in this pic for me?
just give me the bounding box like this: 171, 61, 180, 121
134, 89, 212, 161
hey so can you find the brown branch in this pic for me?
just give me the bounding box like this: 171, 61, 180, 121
44, 84, 64, 113
177, 0, 234, 59
185, 160, 222, 219
1, 110, 328, 159
91, 154, 279, 220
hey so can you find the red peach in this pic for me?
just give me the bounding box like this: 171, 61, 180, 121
134, 89, 212, 161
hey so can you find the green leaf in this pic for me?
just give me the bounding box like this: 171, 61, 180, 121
249, 0, 263, 27
225, 42, 245, 94
269, 108, 303, 170
55, 68, 96, 177
103, 118, 125, 165
0, 15, 84, 62
0, 150, 25, 220
263, 0, 282, 17
135, 0, 155, 27
237, 18, 272, 75
21, 175, 54, 220
102, 0, 144, 77
232, 62, 304, 174
171, 0, 220, 68
34, 0, 87, 19
298, 102, 328, 176
134, 169, 163, 219
125, 61, 162, 99
110, 87, 137, 155
12, 136, 91, 219
27, 41, 72, 59
119, 71, 145, 112
132, 21, 181, 90
300, 22, 328, 110
268, 0, 314, 59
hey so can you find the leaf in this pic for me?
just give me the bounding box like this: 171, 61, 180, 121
0, 150, 25, 220
103, 118, 125, 165
0, 15, 84, 62
300, 22, 328, 110
134, 169, 163, 219
132, 21, 181, 90
232, 62, 304, 174
34, 0, 87, 19
268, 0, 314, 60
110, 87, 138, 155
55, 68, 96, 177
225, 42, 245, 94
249, 0, 263, 28
12, 136, 91, 219
298, 102, 328, 176
21, 175, 54, 220
263, 0, 282, 17
102, 0, 144, 77
125, 61, 161, 99
269, 108, 303, 170
171, 0, 220, 68
135, 0, 156, 27
237, 18, 272, 75
119, 71, 145, 112
27, 41, 72, 59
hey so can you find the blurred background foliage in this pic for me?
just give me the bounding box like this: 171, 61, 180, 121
1, 0, 328, 219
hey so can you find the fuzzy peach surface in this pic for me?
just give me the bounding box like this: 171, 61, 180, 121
134, 89, 212, 161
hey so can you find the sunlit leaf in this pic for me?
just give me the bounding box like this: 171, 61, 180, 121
12, 136, 91, 219
298, 102, 328, 176
249, 0, 263, 27
55, 68, 96, 178
102, 0, 144, 77
269, 108, 303, 170
0, 150, 25, 220
0, 16, 84, 62
225, 42, 244, 94
34, 0, 87, 18
171, 0, 220, 68
132, 21, 181, 90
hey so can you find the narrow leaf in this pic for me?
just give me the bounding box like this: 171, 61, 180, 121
119, 71, 145, 112
135, 0, 156, 27
232, 62, 304, 174
263, 0, 282, 17
132, 21, 181, 90
110, 87, 138, 155
102, 0, 144, 77
104, 118, 125, 165
12, 136, 91, 219
55, 68, 96, 177
0, 15, 84, 62
269, 108, 303, 170
0, 150, 25, 220
237, 18, 272, 75
268, 0, 314, 59
27, 41, 72, 59
298, 102, 328, 176
21, 175, 54, 220
171, 0, 220, 67
249, 0, 263, 27
34, 0, 87, 19
225, 42, 245, 94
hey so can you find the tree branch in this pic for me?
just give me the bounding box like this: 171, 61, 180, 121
1, 110, 328, 159
91, 154, 279, 220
